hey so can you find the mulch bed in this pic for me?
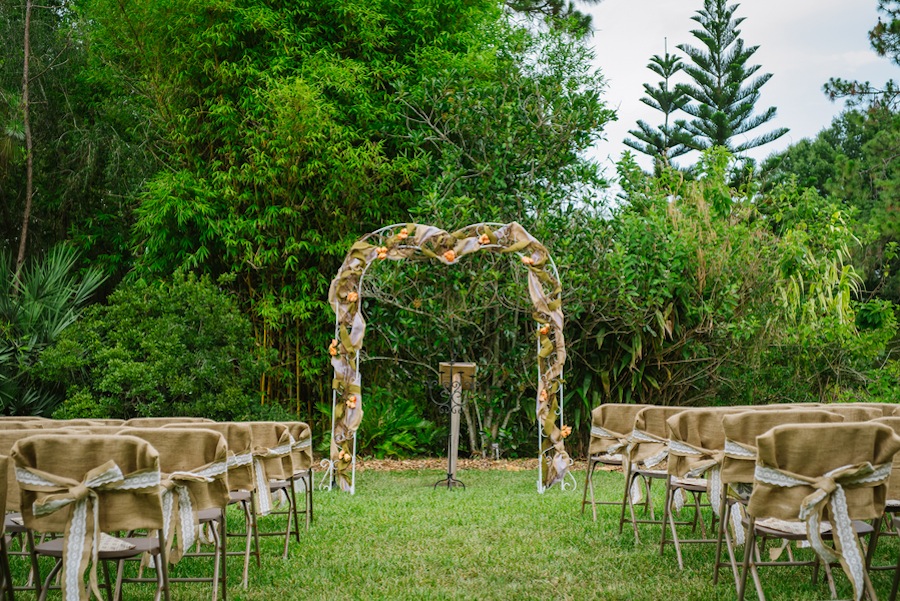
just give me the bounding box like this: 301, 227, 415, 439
351, 457, 595, 472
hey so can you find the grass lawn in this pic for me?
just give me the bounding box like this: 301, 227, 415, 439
9, 464, 900, 600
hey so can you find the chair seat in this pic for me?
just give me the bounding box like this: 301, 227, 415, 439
268, 480, 290, 492
4, 513, 25, 534
229, 490, 251, 503
590, 454, 624, 465
36, 535, 161, 560
672, 477, 708, 492
636, 468, 668, 478
197, 507, 224, 523
750, 517, 872, 541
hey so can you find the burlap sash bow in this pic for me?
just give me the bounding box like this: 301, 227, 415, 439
16, 460, 160, 601
721, 438, 758, 545
160, 458, 229, 563
753, 461, 892, 601
667, 439, 723, 516
626, 428, 669, 504
251, 438, 293, 515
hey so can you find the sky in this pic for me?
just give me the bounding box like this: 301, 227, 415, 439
584, 0, 898, 172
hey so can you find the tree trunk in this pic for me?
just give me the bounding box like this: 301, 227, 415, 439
15, 0, 34, 278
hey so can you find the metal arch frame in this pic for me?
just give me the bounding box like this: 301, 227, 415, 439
323, 222, 569, 495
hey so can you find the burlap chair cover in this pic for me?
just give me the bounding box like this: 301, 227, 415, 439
0, 416, 47, 421
873, 417, 900, 502
124, 417, 214, 428
284, 422, 313, 473
748, 422, 900, 601
56, 419, 125, 427
721, 409, 845, 486
242, 422, 294, 516
0, 427, 82, 512
629, 406, 688, 468
588, 404, 649, 459
164, 422, 254, 493
0, 421, 45, 431
124, 428, 229, 564
12, 434, 163, 601
842, 403, 899, 418
824, 405, 882, 422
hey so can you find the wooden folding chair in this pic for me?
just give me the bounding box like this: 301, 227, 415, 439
737, 422, 900, 601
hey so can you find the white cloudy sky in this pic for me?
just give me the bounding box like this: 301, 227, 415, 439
584, 0, 898, 171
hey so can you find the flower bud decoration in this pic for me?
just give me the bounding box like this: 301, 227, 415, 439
328, 339, 339, 356
346, 395, 357, 409
539, 325, 550, 336
561, 425, 572, 438
377, 246, 388, 259
478, 234, 491, 245
347, 291, 359, 303
539, 389, 549, 402
521, 255, 534, 265
443, 249, 456, 263
397, 228, 409, 240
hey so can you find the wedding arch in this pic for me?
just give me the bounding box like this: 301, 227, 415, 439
325, 222, 571, 493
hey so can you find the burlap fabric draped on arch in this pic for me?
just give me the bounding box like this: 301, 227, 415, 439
327, 222, 570, 491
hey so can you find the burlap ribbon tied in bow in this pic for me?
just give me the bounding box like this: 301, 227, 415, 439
626, 428, 669, 504
159, 458, 229, 564
16, 460, 161, 601
667, 439, 724, 516
251, 438, 294, 516
754, 461, 892, 601
590, 426, 628, 458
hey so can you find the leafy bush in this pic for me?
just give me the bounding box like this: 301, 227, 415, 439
356, 386, 442, 459
0, 245, 105, 415
36, 273, 278, 420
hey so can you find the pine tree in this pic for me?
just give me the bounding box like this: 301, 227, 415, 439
677, 0, 787, 152
624, 46, 693, 171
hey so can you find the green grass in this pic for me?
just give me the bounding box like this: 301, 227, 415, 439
9, 466, 900, 600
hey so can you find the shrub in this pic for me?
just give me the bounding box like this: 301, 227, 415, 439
36, 273, 277, 420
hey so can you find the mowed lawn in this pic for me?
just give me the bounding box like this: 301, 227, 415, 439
10, 464, 900, 600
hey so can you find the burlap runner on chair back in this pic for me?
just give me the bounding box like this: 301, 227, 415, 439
749, 422, 900, 522
0, 421, 44, 431
284, 422, 313, 473
13, 434, 163, 533
588, 404, 649, 458
124, 417, 214, 427
165, 422, 254, 493
665, 407, 737, 479
873, 417, 900, 501
629, 406, 687, 468
823, 405, 882, 422
840, 403, 900, 417
0, 428, 83, 512
721, 409, 844, 486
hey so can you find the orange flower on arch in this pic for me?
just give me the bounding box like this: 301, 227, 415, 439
443, 250, 456, 263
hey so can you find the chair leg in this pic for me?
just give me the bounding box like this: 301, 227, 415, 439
308, 467, 314, 526
890, 538, 900, 601
581, 459, 597, 521
220, 512, 228, 601
713, 494, 728, 584
738, 517, 755, 601
867, 513, 885, 569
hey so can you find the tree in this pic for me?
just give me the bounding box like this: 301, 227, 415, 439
825, 0, 899, 109
624, 45, 693, 172
505, 0, 602, 37
677, 0, 787, 152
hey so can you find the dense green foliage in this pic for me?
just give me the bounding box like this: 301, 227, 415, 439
0, 245, 104, 415
36, 273, 278, 420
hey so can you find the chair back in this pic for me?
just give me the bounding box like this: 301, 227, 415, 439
124, 427, 230, 511
721, 409, 843, 485
823, 405, 882, 422
12, 434, 163, 533
748, 422, 900, 522
124, 417, 214, 428
629, 406, 687, 467
665, 407, 733, 478
0, 427, 78, 511
55, 418, 125, 427
284, 422, 313, 473
842, 403, 899, 417
874, 416, 900, 501
0, 420, 45, 431
165, 422, 254, 492
588, 404, 649, 458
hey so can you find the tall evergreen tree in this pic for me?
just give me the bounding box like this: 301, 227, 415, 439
677, 0, 787, 152
624, 45, 692, 171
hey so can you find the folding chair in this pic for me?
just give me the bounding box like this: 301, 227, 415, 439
0, 454, 11, 601
660, 407, 736, 569
164, 422, 259, 589
283, 422, 314, 530
124, 427, 230, 601
12, 433, 171, 601
581, 404, 648, 522
243, 422, 298, 559
618, 405, 687, 543
737, 422, 900, 601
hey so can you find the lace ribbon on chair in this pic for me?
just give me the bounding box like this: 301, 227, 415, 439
589, 426, 628, 456
626, 428, 669, 504
753, 461, 892, 601
251, 437, 294, 516
161, 458, 228, 563
16, 460, 161, 601
667, 439, 724, 518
